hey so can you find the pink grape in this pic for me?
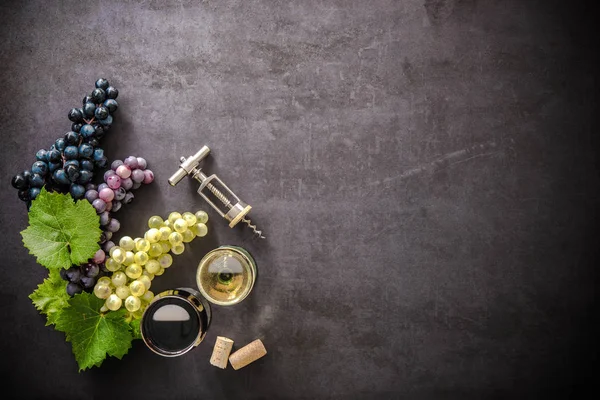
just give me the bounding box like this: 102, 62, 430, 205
99, 188, 115, 202
131, 169, 145, 183
143, 169, 154, 184
93, 249, 106, 263
107, 174, 121, 189
116, 165, 131, 179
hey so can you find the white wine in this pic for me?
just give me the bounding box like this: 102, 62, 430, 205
196, 246, 257, 306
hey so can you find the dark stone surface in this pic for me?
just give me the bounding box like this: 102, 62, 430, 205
0, 0, 597, 398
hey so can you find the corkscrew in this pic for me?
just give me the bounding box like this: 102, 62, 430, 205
168, 146, 265, 239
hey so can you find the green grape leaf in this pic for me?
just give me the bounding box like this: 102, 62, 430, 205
129, 318, 142, 340
54, 292, 133, 372
21, 188, 101, 270
28, 269, 70, 326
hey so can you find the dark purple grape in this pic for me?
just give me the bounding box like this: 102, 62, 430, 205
83, 102, 96, 117
94, 106, 109, 120
65, 164, 80, 182
99, 262, 109, 274
104, 99, 118, 113
95, 78, 109, 90
102, 241, 115, 253
80, 276, 96, 289
18, 190, 30, 202
91, 88, 106, 103
64, 131, 80, 145
11, 174, 28, 190
66, 282, 83, 296
59, 268, 69, 281
47, 149, 61, 163
83, 263, 100, 278
35, 149, 48, 162
68, 108, 83, 123
105, 86, 118, 99
65, 267, 81, 283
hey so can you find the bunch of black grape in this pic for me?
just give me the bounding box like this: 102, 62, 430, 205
61, 156, 155, 296
10, 78, 118, 207
60, 249, 110, 296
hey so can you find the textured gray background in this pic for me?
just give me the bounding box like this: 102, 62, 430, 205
0, 0, 597, 398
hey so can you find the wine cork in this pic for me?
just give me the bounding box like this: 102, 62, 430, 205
210, 336, 234, 369
229, 339, 267, 370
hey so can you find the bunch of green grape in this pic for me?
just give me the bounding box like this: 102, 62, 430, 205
93, 210, 209, 316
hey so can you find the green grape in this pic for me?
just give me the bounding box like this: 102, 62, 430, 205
168, 232, 183, 245
168, 212, 182, 224
123, 251, 135, 266
130, 280, 146, 297
125, 263, 143, 279
139, 275, 152, 290
171, 243, 185, 255
97, 276, 112, 286
155, 267, 165, 276
112, 248, 126, 264
182, 212, 197, 227
135, 238, 151, 252
191, 223, 208, 237
149, 243, 163, 257
181, 229, 196, 243
173, 218, 188, 233
119, 236, 135, 251
145, 228, 161, 243
141, 290, 154, 303
134, 251, 149, 265
106, 294, 122, 311
100, 305, 109, 313
160, 241, 171, 253
195, 210, 209, 224
159, 226, 172, 241
163, 219, 172, 229
125, 295, 141, 312
145, 259, 161, 274
111, 271, 127, 287
116, 286, 130, 300
105, 258, 121, 272
148, 215, 164, 229
109, 246, 120, 257
94, 283, 111, 299
158, 253, 173, 268
142, 269, 155, 281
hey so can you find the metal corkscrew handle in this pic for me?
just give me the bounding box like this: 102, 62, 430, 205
168, 146, 265, 239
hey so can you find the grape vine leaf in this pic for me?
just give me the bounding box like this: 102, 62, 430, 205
54, 292, 133, 371
21, 188, 101, 270
129, 319, 142, 340
29, 269, 70, 326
